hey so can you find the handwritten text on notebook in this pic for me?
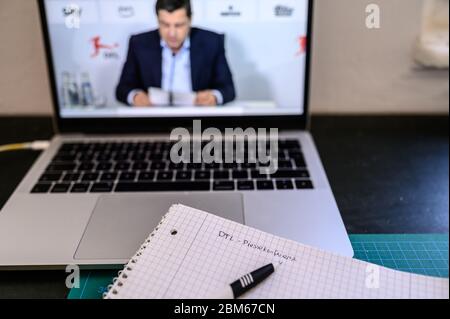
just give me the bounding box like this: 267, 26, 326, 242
218, 231, 297, 262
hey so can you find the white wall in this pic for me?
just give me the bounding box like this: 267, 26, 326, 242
311, 0, 449, 114
0, 0, 448, 115
0, 0, 53, 115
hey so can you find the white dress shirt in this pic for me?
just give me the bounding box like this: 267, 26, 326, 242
127, 37, 223, 106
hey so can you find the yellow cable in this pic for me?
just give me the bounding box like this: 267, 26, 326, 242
0, 143, 29, 152
0, 141, 50, 153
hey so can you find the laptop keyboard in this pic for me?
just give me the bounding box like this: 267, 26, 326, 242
31, 139, 314, 194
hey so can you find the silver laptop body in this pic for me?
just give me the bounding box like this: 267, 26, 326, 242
0, 0, 352, 269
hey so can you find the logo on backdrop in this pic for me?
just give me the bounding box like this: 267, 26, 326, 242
91, 36, 119, 59
220, 5, 241, 17
274, 5, 294, 17
296, 35, 307, 56
118, 5, 135, 18
63, 4, 82, 29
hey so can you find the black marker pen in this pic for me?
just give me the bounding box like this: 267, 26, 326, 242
214, 263, 277, 299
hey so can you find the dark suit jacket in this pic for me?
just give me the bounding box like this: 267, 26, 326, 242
116, 27, 236, 106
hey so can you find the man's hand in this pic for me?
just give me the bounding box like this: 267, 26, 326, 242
195, 90, 217, 106
133, 92, 152, 107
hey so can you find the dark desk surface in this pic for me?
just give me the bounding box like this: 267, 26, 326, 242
0, 116, 448, 298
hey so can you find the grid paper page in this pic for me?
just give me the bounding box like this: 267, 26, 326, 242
105, 205, 449, 299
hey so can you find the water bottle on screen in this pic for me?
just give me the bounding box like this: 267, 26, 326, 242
61, 72, 81, 107
61, 72, 71, 108
80, 72, 95, 106
69, 73, 80, 107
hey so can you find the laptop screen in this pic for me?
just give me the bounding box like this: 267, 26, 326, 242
43, 0, 310, 119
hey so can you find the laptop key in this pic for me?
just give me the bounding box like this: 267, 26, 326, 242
101, 172, 117, 181
51, 183, 71, 193
96, 153, 112, 162
222, 163, 238, 169
270, 169, 310, 179
81, 173, 99, 181
195, 171, 211, 180
204, 163, 221, 169
213, 181, 235, 191
78, 153, 95, 162
157, 171, 173, 180
78, 162, 95, 171
169, 162, 185, 170
148, 153, 163, 161
176, 171, 192, 180
52, 154, 77, 162
63, 173, 81, 182
256, 180, 274, 190
276, 180, 294, 190
232, 170, 249, 179
96, 162, 113, 171
293, 156, 306, 168
115, 181, 210, 192
241, 162, 257, 169
31, 183, 52, 193
115, 162, 131, 170
120, 172, 136, 181
280, 140, 301, 150
90, 183, 114, 193
131, 153, 146, 161
46, 163, 77, 172
237, 181, 254, 191
114, 153, 129, 161
278, 160, 293, 169
251, 170, 268, 179
70, 183, 91, 193
132, 162, 149, 171
151, 162, 166, 170
289, 150, 304, 159
213, 171, 229, 180
39, 173, 62, 182
187, 163, 203, 170
138, 172, 155, 181
289, 152, 306, 167
295, 180, 314, 189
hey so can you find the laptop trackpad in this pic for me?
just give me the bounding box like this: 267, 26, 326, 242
74, 193, 244, 260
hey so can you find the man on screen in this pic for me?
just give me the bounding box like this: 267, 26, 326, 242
116, 0, 236, 107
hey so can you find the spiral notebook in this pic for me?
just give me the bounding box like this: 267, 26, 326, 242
104, 205, 449, 299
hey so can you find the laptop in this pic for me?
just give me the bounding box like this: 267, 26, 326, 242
0, 0, 352, 268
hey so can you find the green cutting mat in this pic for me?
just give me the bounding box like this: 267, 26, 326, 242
68, 234, 449, 299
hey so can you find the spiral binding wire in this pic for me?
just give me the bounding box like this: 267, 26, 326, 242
103, 214, 168, 299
